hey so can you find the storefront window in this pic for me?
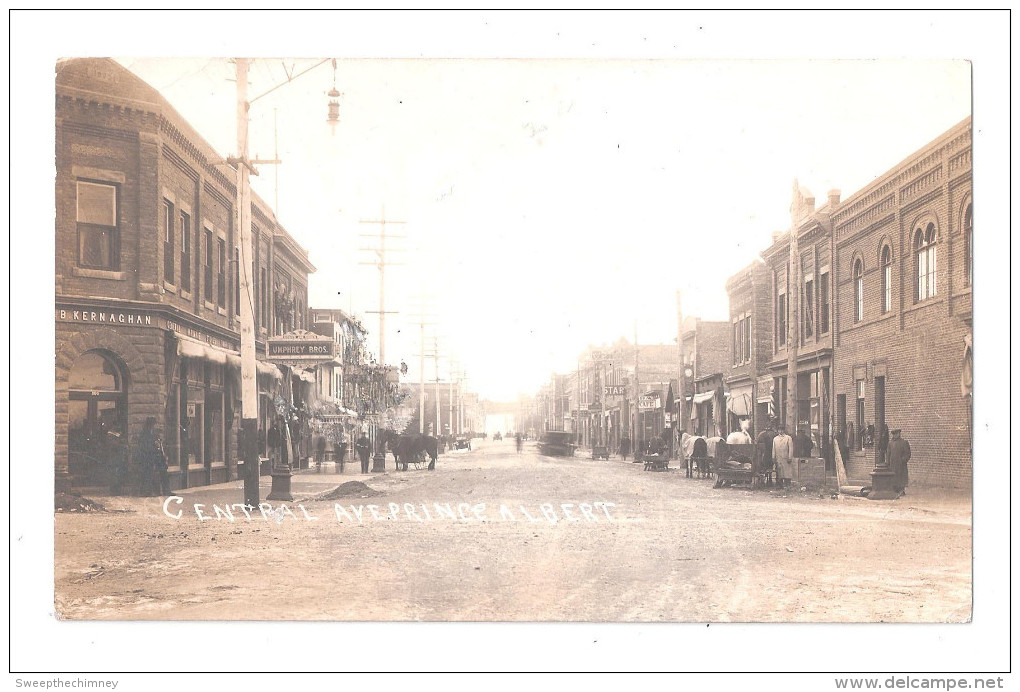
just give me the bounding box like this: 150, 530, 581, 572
67, 351, 126, 486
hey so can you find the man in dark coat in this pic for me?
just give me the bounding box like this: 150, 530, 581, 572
355, 432, 371, 473
888, 429, 912, 494
619, 436, 631, 461
136, 417, 170, 496
106, 430, 128, 495
756, 422, 778, 487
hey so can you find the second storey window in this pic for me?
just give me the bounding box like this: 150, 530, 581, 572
742, 315, 751, 362
853, 259, 864, 323
964, 205, 973, 287
180, 211, 191, 292
819, 271, 830, 334
915, 223, 937, 302
234, 248, 241, 316
163, 200, 175, 283
803, 278, 814, 339
217, 238, 227, 308
777, 291, 787, 348
204, 228, 214, 303
76, 181, 119, 270
881, 245, 892, 313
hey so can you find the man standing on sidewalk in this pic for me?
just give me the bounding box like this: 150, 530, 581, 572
355, 432, 371, 474
888, 429, 912, 495
772, 426, 794, 489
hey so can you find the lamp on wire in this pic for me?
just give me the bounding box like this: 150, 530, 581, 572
327, 58, 341, 135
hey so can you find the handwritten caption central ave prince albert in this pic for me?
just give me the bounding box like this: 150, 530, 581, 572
162, 497, 622, 525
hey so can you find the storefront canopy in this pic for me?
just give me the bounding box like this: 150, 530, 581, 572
726, 385, 754, 417
691, 391, 715, 405
294, 367, 317, 383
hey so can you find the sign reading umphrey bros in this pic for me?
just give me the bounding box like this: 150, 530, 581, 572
267, 330, 337, 365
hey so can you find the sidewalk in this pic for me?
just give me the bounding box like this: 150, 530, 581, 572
70, 467, 390, 515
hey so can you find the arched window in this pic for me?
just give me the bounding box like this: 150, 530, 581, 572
67, 350, 127, 486
853, 259, 864, 323
881, 244, 892, 313
915, 222, 937, 301
964, 204, 973, 286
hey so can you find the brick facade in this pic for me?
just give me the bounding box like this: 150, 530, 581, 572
56, 58, 316, 493
724, 117, 972, 491
832, 118, 972, 489
725, 261, 772, 436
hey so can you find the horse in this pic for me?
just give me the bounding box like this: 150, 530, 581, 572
389, 433, 439, 470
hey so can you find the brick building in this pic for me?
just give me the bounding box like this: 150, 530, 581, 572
724, 117, 972, 490
832, 118, 972, 489
760, 184, 840, 457
724, 260, 773, 437
677, 317, 730, 438
56, 58, 316, 492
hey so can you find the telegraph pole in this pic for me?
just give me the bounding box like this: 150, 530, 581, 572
448, 359, 457, 436
633, 322, 641, 456
676, 290, 685, 436
433, 335, 443, 437
787, 182, 801, 436
359, 206, 405, 365
234, 58, 260, 508
409, 290, 435, 435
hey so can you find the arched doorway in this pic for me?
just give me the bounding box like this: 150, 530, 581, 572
67, 350, 127, 487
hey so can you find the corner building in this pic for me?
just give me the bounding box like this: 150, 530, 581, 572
832, 118, 972, 489
55, 58, 315, 493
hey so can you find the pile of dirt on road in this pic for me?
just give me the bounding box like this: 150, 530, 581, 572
55, 492, 107, 513
315, 481, 382, 501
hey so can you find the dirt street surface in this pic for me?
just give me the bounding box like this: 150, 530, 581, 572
54, 440, 971, 622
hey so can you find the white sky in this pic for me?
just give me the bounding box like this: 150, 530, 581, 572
110, 53, 970, 401
8, 8, 1012, 678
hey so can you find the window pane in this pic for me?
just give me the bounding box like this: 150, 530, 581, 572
69, 351, 121, 391
77, 182, 116, 226
929, 246, 937, 296
78, 224, 114, 269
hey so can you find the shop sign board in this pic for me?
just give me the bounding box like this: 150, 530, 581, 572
267, 330, 337, 365
638, 395, 659, 410
604, 384, 627, 396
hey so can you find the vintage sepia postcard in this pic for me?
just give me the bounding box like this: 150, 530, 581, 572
9, 9, 1009, 681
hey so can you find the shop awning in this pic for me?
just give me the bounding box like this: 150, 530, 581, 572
175, 333, 236, 366
726, 385, 753, 417
692, 391, 715, 405
294, 367, 317, 383
256, 361, 282, 379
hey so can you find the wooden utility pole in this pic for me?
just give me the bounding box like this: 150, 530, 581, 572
234, 58, 260, 508
359, 206, 405, 365
409, 291, 435, 435
448, 359, 457, 436
433, 335, 443, 437
633, 322, 640, 454
787, 181, 801, 436
675, 290, 684, 435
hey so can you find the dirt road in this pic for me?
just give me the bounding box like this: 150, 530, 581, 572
54, 439, 971, 622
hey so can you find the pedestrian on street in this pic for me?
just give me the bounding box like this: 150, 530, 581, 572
106, 430, 128, 495
619, 436, 631, 461
355, 432, 371, 474
888, 429, 912, 495
314, 433, 327, 471
756, 421, 778, 487
772, 426, 794, 489
136, 417, 170, 496
334, 429, 348, 474
515, 433, 524, 454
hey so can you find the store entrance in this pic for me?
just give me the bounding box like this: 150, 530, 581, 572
67, 351, 126, 488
